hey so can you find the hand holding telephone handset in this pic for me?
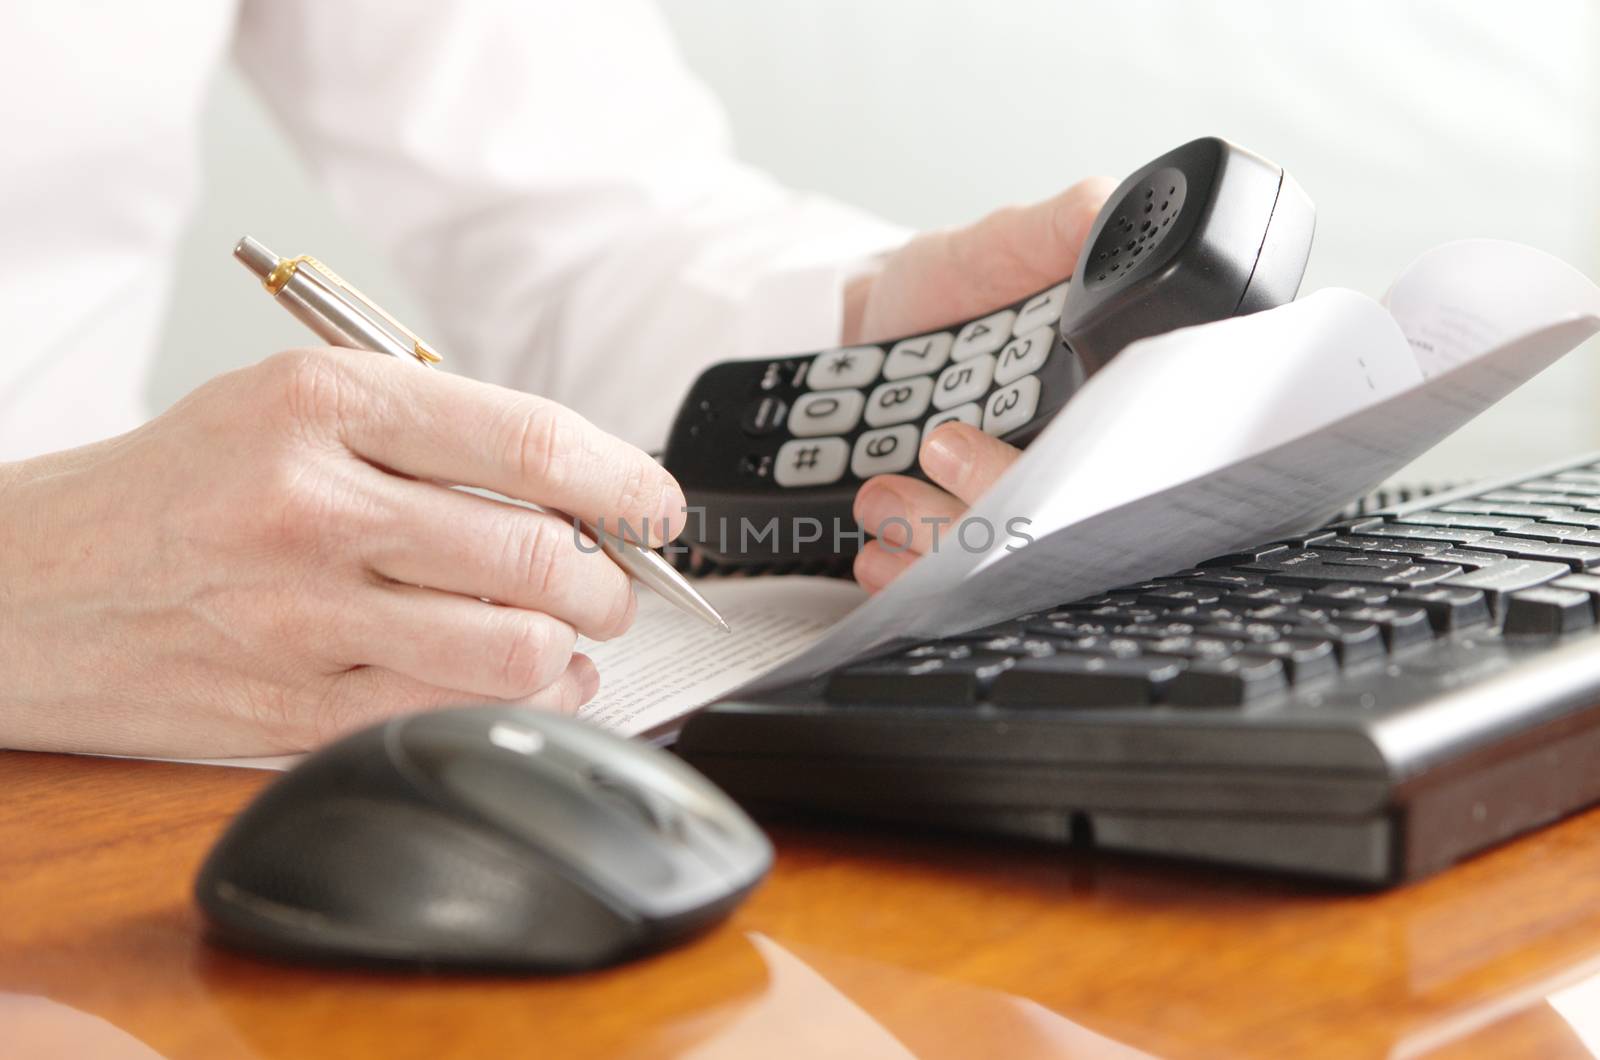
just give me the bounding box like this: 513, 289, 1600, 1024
663, 137, 1315, 569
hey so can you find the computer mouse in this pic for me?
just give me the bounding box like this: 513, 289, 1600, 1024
194, 706, 774, 972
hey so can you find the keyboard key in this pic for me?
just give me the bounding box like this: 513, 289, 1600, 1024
1222, 586, 1305, 608
1012, 282, 1070, 335
952, 309, 1017, 361
994, 326, 1054, 386
883, 332, 954, 380
933, 354, 997, 410
1363, 523, 1495, 544
774, 437, 850, 487
1441, 558, 1569, 613
1250, 637, 1339, 683
863, 376, 934, 427
1394, 512, 1531, 533
1437, 501, 1577, 520
1305, 584, 1392, 608
991, 653, 1186, 708
1478, 489, 1598, 507
1198, 544, 1289, 568
1289, 621, 1385, 666
1501, 524, 1600, 546
1430, 548, 1521, 571
808, 345, 884, 390
826, 651, 1015, 706
1391, 587, 1492, 632
1502, 588, 1596, 636
1167, 656, 1287, 707
789, 389, 865, 437
1552, 574, 1600, 618
982, 376, 1042, 436
1537, 512, 1600, 530
962, 633, 1058, 658
1461, 535, 1600, 570
1318, 535, 1463, 559
1523, 478, 1600, 497
851, 425, 919, 477
1333, 605, 1434, 651
1245, 550, 1462, 589
1139, 586, 1223, 608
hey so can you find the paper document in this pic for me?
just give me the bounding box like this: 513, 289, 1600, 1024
576, 576, 864, 739
748, 240, 1600, 692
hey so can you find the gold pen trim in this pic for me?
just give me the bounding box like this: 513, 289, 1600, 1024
261, 254, 443, 366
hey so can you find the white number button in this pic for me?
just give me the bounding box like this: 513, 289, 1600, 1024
1012, 281, 1070, 335
789, 388, 864, 437
774, 437, 849, 487
982, 376, 1042, 437
883, 332, 954, 380
932, 353, 995, 410
994, 325, 1053, 386
808, 345, 884, 390
851, 425, 919, 478
921, 402, 982, 450
863, 376, 934, 427
952, 309, 1016, 361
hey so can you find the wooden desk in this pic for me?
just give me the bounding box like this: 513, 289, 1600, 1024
4, 751, 1600, 1059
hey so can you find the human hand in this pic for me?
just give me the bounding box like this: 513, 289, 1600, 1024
0, 348, 684, 756
842, 177, 1113, 591
851, 423, 1023, 592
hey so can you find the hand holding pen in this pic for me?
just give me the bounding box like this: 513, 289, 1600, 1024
0, 237, 722, 758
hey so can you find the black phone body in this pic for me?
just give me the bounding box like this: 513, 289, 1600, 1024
663, 137, 1314, 569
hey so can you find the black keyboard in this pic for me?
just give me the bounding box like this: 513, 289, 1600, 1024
677, 453, 1600, 886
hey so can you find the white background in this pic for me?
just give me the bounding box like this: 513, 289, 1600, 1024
152, 0, 1600, 483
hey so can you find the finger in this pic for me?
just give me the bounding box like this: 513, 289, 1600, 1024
309, 654, 599, 747
918, 422, 1024, 507
853, 541, 919, 593
331, 581, 580, 701
268, 349, 687, 541
361, 476, 637, 641
942, 176, 1118, 310
853, 474, 965, 555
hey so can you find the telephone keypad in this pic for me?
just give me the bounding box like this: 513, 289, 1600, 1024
808, 345, 885, 390
671, 277, 1074, 498
933, 353, 996, 411
851, 424, 920, 478
952, 309, 1017, 361
884, 333, 954, 380
790, 388, 865, 437
775, 437, 850, 487
864, 376, 934, 427
982, 375, 1041, 436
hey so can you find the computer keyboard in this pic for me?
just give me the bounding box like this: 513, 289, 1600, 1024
676, 453, 1600, 886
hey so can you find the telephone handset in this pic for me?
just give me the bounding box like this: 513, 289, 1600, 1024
662, 136, 1315, 569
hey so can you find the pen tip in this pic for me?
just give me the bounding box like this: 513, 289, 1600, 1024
716, 617, 732, 634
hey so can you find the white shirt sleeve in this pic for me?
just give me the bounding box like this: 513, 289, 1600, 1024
232, 0, 910, 449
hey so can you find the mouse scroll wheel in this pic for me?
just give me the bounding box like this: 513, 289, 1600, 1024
584, 769, 686, 839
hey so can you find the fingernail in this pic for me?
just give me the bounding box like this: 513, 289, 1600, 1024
921, 425, 972, 484
575, 654, 601, 704
655, 480, 688, 543
854, 482, 909, 547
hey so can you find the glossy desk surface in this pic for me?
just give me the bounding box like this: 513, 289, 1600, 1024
5, 751, 1600, 1059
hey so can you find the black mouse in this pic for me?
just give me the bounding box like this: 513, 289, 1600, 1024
194, 707, 773, 972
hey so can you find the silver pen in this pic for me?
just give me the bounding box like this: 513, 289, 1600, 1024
233, 235, 730, 633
